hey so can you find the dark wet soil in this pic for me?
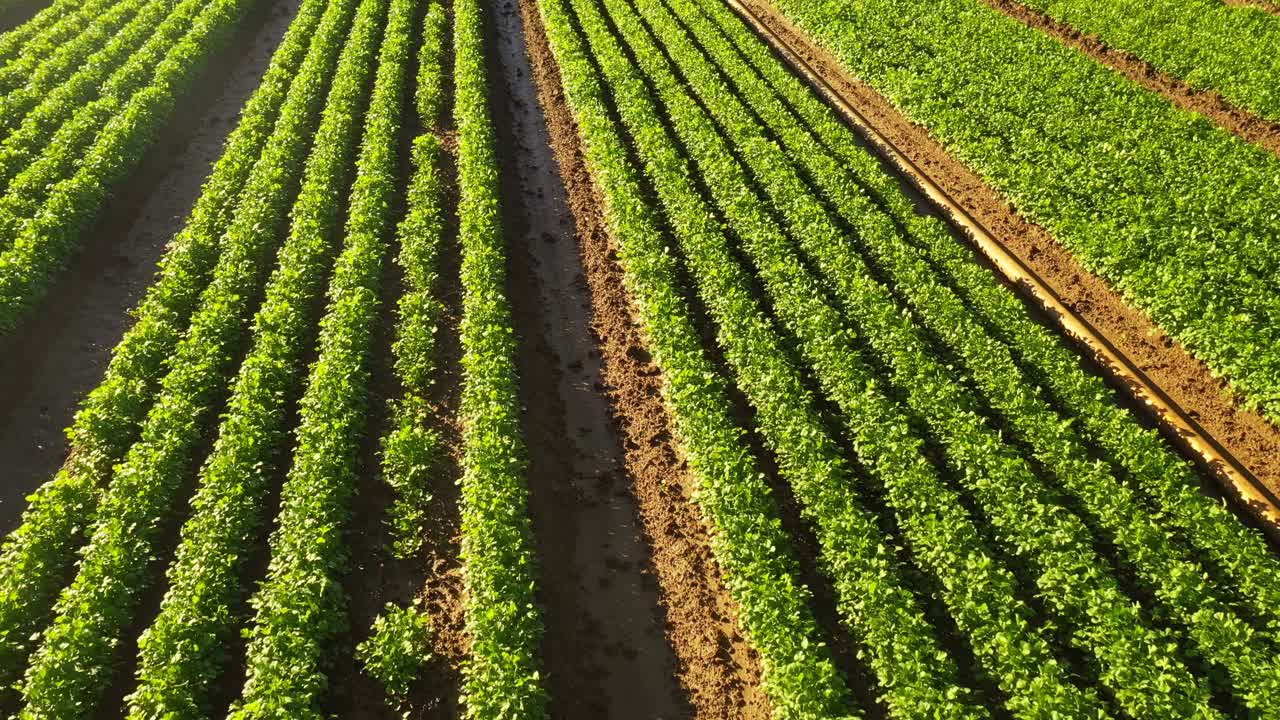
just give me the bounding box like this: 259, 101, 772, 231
488, 0, 690, 717
0, 0, 304, 533
517, 0, 772, 716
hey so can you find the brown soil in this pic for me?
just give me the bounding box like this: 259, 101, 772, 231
490, 0, 702, 717
517, 0, 771, 717
0, 0, 304, 534
734, 0, 1280, 501
395, 129, 470, 719
985, 0, 1280, 155
1223, 0, 1280, 16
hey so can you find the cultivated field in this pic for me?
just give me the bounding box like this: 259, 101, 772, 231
0, 0, 1278, 717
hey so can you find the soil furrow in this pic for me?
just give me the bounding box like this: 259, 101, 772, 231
517, 0, 771, 716
488, 0, 690, 717
1222, 0, 1280, 16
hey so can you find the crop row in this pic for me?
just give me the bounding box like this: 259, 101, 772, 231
579, 0, 1124, 713
122, 0, 391, 713
695, 0, 1280, 650
769, 0, 1280, 425
0, 0, 205, 234
542, 0, 1280, 714
0, 0, 146, 99
1014, 0, 1280, 122
230, 0, 413, 710
680, 0, 1280, 704
10, 0, 384, 712
416, 0, 447, 128
0, 0, 351, 698
0, 0, 256, 336
381, 9, 448, 560
453, 0, 548, 714
644, 0, 1280, 712
537, 0, 865, 715
0, 0, 110, 66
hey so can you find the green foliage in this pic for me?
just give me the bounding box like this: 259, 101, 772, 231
452, 0, 548, 715
0, 0, 206, 229
416, 1, 448, 127
123, 0, 383, 713
771, 0, 1280, 425
697, 0, 1280, 655
11, 0, 363, 710
666, 0, 1280, 710
357, 602, 434, 702
611, 0, 1218, 713
0, 0, 335, 697
0, 0, 258, 336
382, 134, 446, 561
0, 0, 109, 67
228, 0, 415, 713
1018, 0, 1280, 122
0, 0, 148, 101
537, 0, 859, 716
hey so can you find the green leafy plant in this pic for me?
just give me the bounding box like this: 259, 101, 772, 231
358, 602, 434, 702
122, 0, 385, 713
9, 0, 375, 712
0, 0, 148, 100
770, 0, 1280, 426
0, 0, 260, 335
416, 1, 448, 127
382, 134, 446, 561
697, 0, 1280, 655
0, 0, 117, 67
0, 0, 337, 696
1016, 0, 1280, 122
228, 0, 416, 713
537, 0, 860, 715
452, 0, 549, 715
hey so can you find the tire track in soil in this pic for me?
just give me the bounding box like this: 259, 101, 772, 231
517, 0, 772, 717
733, 0, 1280, 507
0, 0, 304, 534
488, 1, 691, 717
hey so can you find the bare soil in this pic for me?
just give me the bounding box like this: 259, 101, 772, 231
489, 0, 698, 717
0, 0, 304, 533
0, 1, 43, 33
516, 0, 772, 717
734, 0, 1280, 501
986, 0, 1280, 156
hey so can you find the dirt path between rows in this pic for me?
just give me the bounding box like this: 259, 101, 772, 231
984, 0, 1280, 156
488, 0, 695, 717
0, 1, 43, 33
0, 0, 303, 534
733, 0, 1280, 505
515, 0, 773, 717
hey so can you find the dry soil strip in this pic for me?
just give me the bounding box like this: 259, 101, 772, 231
518, 0, 771, 717
731, 0, 1280, 539
984, 0, 1280, 155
